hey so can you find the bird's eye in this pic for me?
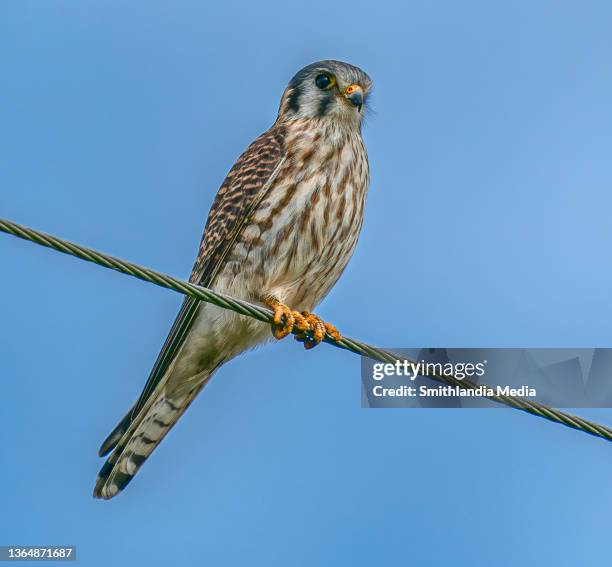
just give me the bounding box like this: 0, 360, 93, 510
315, 73, 334, 90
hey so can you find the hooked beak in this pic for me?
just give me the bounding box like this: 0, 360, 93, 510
344, 84, 363, 111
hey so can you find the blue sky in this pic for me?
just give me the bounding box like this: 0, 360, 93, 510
2, 1, 612, 565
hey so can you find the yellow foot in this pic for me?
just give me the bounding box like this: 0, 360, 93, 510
265, 299, 309, 340
295, 310, 342, 350
264, 299, 341, 350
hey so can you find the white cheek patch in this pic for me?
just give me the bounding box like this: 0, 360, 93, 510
292, 86, 363, 128
294, 86, 327, 117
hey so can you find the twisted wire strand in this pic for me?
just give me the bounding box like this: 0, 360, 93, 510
2, 217, 611, 442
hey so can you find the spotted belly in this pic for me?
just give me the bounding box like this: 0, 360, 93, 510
217, 131, 369, 312
171, 125, 369, 382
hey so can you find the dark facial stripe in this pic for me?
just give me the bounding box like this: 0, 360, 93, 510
285, 85, 301, 114
317, 95, 333, 118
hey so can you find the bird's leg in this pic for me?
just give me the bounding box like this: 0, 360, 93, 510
263, 297, 342, 350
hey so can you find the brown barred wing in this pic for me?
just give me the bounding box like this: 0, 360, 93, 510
97, 125, 286, 457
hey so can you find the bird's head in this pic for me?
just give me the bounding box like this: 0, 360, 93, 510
278, 60, 372, 127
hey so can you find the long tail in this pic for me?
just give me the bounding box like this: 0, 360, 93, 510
93, 371, 215, 500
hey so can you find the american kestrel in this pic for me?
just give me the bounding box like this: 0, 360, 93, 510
94, 60, 372, 499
